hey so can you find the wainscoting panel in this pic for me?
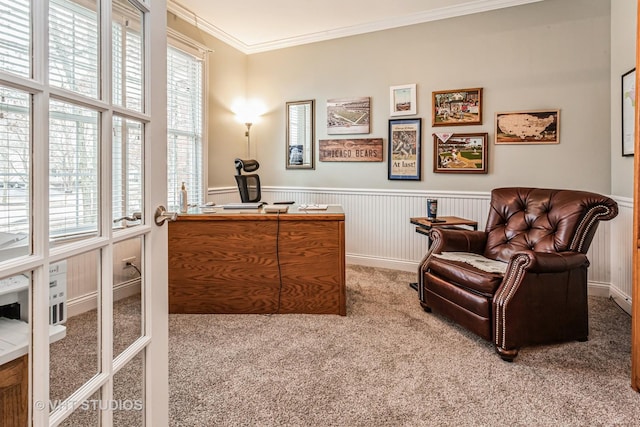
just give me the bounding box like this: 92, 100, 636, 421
609, 197, 633, 313
209, 187, 621, 303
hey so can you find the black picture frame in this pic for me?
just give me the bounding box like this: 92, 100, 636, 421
622, 68, 635, 157
388, 118, 422, 180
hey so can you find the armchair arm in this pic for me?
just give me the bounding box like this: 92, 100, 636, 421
507, 250, 589, 274
493, 249, 590, 356
429, 228, 487, 254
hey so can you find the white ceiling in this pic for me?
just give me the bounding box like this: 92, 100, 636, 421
167, 0, 543, 54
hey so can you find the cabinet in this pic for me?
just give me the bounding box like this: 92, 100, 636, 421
0, 355, 28, 427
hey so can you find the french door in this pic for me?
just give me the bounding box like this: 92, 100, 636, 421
0, 0, 168, 425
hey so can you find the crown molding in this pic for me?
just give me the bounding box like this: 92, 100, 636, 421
168, 0, 543, 54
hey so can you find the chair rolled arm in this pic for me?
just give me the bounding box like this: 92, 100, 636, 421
507, 250, 589, 274
430, 228, 487, 254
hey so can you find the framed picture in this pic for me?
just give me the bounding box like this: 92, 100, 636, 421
388, 118, 421, 180
622, 68, 635, 156
432, 87, 482, 126
390, 84, 417, 116
286, 100, 315, 169
495, 110, 559, 144
327, 96, 370, 134
433, 133, 488, 174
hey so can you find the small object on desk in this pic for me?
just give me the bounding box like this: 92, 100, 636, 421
273, 201, 295, 205
426, 198, 438, 221
263, 205, 289, 213
222, 202, 264, 209
201, 201, 215, 207
298, 204, 328, 210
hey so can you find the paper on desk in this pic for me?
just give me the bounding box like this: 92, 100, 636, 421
298, 204, 328, 210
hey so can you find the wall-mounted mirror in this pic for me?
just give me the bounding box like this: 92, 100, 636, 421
286, 100, 315, 169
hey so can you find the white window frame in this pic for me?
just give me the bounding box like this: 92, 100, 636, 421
166, 29, 209, 210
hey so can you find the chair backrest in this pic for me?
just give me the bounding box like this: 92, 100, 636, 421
483, 187, 618, 262
235, 174, 261, 203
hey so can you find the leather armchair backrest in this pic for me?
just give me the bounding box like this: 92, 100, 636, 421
484, 187, 618, 262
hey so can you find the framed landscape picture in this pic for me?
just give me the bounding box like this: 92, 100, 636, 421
388, 118, 421, 180
390, 84, 417, 116
495, 110, 559, 144
327, 96, 370, 134
433, 133, 488, 174
432, 87, 482, 126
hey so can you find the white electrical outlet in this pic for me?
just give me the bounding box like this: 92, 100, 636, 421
122, 256, 136, 265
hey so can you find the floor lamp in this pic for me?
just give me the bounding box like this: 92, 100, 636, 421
244, 122, 252, 158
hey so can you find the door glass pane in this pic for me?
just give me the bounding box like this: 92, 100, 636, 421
49, 100, 99, 242
0, 0, 30, 77
113, 117, 143, 228
112, 0, 144, 112
0, 86, 30, 262
57, 389, 101, 426
113, 237, 142, 358
49, 252, 100, 408
49, 0, 99, 99
0, 271, 30, 427
113, 350, 144, 426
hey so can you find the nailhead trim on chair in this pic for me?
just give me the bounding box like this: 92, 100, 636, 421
494, 253, 532, 349
570, 205, 613, 253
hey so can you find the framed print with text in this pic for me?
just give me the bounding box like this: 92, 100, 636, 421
388, 118, 421, 180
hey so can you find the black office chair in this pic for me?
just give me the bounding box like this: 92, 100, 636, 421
234, 158, 261, 203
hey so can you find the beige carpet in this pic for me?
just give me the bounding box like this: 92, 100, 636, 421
168, 265, 640, 426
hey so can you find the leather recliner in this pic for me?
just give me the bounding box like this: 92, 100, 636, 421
418, 187, 618, 361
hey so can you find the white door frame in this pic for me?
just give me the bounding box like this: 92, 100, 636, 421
0, 0, 169, 425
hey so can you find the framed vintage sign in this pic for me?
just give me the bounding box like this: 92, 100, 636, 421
390, 84, 417, 116
622, 68, 635, 156
319, 138, 383, 162
432, 87, 482, 126
495, 110, 559, 144
433, 133, 488, 174
388, 118, 421, 180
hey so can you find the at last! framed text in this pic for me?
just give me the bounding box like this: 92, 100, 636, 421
388, 118, 421, 181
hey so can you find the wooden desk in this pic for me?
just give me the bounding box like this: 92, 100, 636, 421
409, 216, 478, 291
168, 205, 346, 315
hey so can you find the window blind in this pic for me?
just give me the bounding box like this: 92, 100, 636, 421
49, 0, 99, 99
0, 86, 30, 235
167, 45, 203, 210
0, 0, 30, 77
49, 100, 99, 239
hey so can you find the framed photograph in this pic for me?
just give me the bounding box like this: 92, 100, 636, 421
432, 87, 482, 126
433, 133, 488, 174
495, 110, 559, 144
327, 96, 370, 134
622, 68, 635, 156
390, 84, 417, 116
388, 118, 421, 180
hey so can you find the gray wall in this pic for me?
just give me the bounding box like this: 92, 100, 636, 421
172, 0, 620, 196
243, 0, 612, 194
610, 0, 636, 198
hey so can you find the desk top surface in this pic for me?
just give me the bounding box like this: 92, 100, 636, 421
176, 204, 344, 221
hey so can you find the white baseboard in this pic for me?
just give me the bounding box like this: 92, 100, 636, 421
346, 254, 417, 273
609, 285, 632, 314
66, 279, 141, 319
